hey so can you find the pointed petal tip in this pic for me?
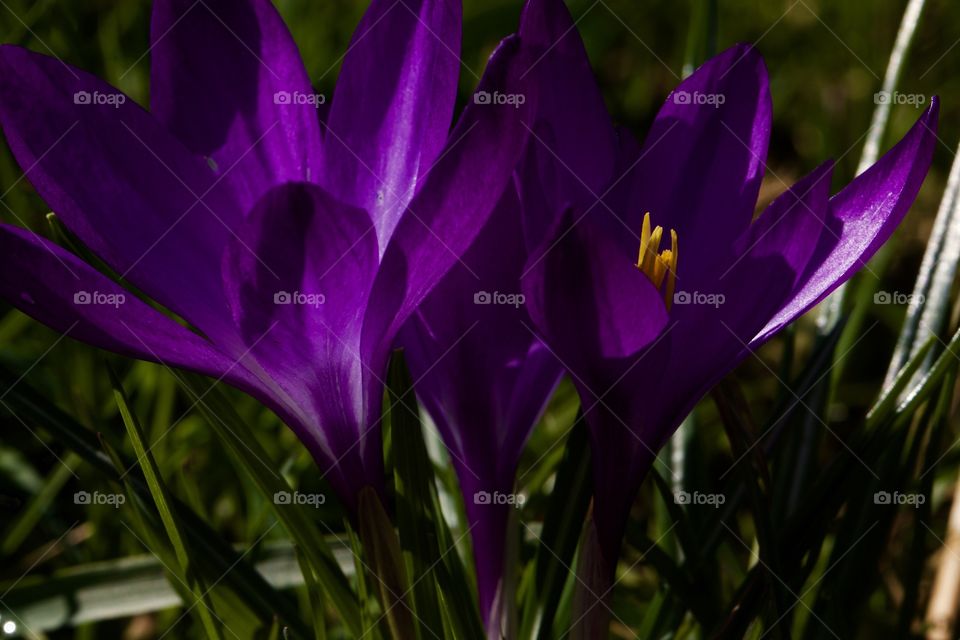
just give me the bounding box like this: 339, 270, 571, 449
925, 95, 940, 125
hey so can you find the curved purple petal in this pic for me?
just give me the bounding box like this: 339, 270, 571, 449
751, 99, 938, 347
402, 187, 563, 625
150, 0, 323, 212
0, 224, 255, 388
221, 182, 382, 502
517, 0, 617, 249
361, 34, 537, 368
323, 0, 461, 247
0, 45, 242, 345
619, 44, 771, 283
522, 210, 669, 369
568, 163, 838, 565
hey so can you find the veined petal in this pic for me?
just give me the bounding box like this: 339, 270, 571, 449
221, 182, 382, 501
751, 100, 938, 347
323, 0, 461, 248
621, 44, 771, 281
150, 0, 324, 212
0, 45, 242, 344
361, 34, 536, 368
0, 224, 254, 388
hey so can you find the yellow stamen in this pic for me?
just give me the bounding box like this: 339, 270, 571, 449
635, 213, 679, 310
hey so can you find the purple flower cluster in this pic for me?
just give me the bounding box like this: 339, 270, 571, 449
0, 0, 937, 631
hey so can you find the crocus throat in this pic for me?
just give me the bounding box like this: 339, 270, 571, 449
636, 212, 678, 309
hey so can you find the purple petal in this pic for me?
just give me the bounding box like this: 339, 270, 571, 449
751, 99, 938, 347
402, 187, 563, 627
0, 224, 254, 388
361, 34, 537, 366
150, 0, 323, 212
582, 158, 880, 561
522, 210, 669, 369
221, 182, 382, 501
0, 45, 242, 344
706, 160, 837, 345
323, 0, 461, 247
620, 44, 771, 282
517, 0, 617, 247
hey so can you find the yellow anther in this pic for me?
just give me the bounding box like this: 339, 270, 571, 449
635, 213, 679, 309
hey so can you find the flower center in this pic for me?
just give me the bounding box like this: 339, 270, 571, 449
636, 212, 678, 309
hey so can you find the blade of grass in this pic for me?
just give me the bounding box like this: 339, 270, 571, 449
1, 451, 81, 555
386, 352, 445, 639
357, 487, 416, 640
818, 0, 929, 333
0, 365, 307, 633
883, 140, 960, 391
177, 372, 363, 637
517, 418, 591, 640
109, 366, 224, 640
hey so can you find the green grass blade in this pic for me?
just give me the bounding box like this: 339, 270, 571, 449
177, 372, 363, 637
882, 140, 960, 390
0, 369, 307, 634
357, 487, 416, 640
1, 451, 80, 555
818, 0, 929, 332
386, 352, 447, 640
517, 418, 591, 640
109, 367, 224, 640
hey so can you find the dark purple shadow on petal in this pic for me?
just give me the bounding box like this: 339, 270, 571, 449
401, 187, 563, 625
222, 181, 384, 506
151, 0, 324, 211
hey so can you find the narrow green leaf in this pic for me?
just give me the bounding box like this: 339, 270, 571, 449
294, 546, 327, 640
176, 372, 363, 636
109, 367, 224, 640
386, 352, 445, 639
883, 141, 960, 391
518, 418, 591, 640
818, 0, 928, 332
682, 0, 717, 77
357, 487, 415, 640
866, 335, 935, 428
1, 451, 80, 555
0, 365, 307, 633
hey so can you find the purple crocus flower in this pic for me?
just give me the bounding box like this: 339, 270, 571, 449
0, 0, 535, 508
518, 0, 938, 566
401, 183, 563, 633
